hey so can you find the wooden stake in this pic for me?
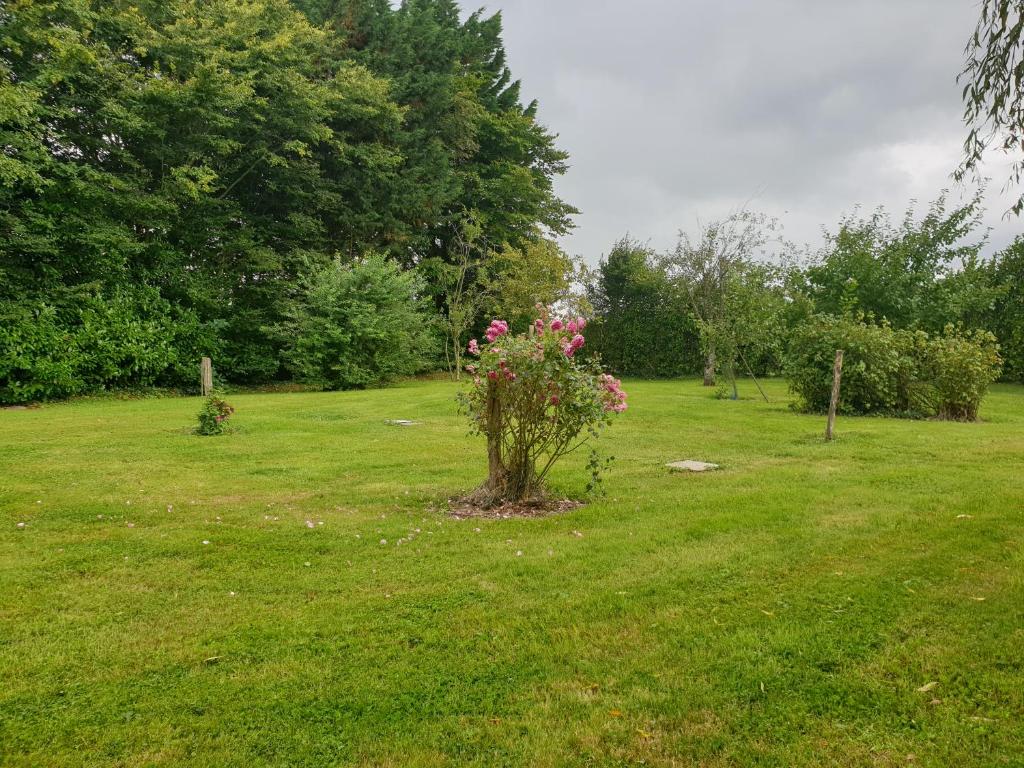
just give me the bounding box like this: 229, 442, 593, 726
825, 349, 843, 441
200, 357, 213, 396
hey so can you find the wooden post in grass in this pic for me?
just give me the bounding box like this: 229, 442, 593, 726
825, 349, 843, 441
200, 357, 213, 396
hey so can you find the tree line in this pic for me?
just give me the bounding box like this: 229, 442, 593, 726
2, 1, 1023, 405
0, 0, 575, 401
585, 194, 1024, 390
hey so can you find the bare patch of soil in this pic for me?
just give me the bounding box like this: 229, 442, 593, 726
449, 496, 583, 520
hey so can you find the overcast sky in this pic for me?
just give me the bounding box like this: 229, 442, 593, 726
483, 0, 1021, 262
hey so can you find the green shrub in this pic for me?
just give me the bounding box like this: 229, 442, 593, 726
273, 254, 439, 390
785, 315, 921, 415
921, 326, 1002, 421
0, 289, 219, 404
0, 303, 82, 404
786, 315, 1001, 420
76, 289, 185, 389
196, 392, 235, 436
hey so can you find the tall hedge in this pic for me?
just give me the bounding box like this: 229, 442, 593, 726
586, 238, 702, 378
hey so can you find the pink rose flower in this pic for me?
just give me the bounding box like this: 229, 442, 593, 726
550, 318, 564, 331
468, 339, 480, 355
484, 319, 509, 343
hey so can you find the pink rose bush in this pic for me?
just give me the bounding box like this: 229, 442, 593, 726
459, 306, 627, 505
196, 392, 235, 436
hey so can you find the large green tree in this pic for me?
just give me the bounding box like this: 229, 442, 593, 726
802, 194, 987, 332
292, 0, 577, 267
1, 0, 409, 381
1, 0, 576, 400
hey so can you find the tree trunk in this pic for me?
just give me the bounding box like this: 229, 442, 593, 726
484, 383, 506, 491
703, 345, 716, 386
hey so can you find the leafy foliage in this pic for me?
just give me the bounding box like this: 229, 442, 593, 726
294, 0, 577, 266
958, 0, 1024, 214
802, 194, 986, 330
0, 290, 216, 405
586, 238, 701, 378
195, 392, 235, 436
786, 315, 923, 416
786, 315, 1001, 420
664, 212, 785, 386
0, 0, 574, 398
273, 255, 438, 390
923, 327, 1003, 421
986, 237, 1024, 381
0, 304, 81, 405
484, 236, 582, 332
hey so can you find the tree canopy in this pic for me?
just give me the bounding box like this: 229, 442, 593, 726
0, 0, 574, 398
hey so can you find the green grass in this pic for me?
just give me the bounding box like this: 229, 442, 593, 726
2, 379, 1022, 767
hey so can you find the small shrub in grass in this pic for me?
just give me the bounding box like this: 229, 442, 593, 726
196, 392, 235, 435
922, 326, 1002, 421
458, 308, 626, 506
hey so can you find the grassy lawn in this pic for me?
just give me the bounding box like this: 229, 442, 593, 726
1, 378, 1022, 767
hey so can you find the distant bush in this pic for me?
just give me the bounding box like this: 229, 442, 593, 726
921, 327, 1002, 421
786, 315, 920, 415
585, 237, 703, 378
785, 316, 1001, 420
0, 303, 81, 404
273, 254, 439, 390
75, 288, 218, 390
0, 289, 218, 405
196, 392, 235, 436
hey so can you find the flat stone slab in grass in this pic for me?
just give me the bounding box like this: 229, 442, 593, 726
667, 460, 720, 472
384, 419, 418, 426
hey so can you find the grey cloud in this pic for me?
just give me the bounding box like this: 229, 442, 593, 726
483, 0, 1021, 258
